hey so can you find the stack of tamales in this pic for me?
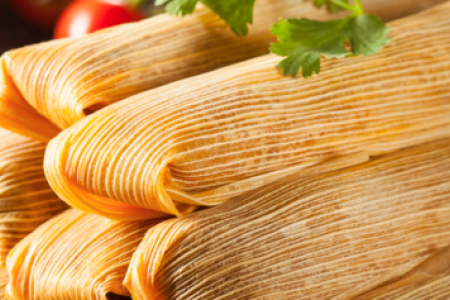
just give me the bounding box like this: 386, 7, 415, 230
0, 0, 449, 299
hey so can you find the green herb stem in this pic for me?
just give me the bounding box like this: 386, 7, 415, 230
327, 0, 358, 13
352, 0, 365, 15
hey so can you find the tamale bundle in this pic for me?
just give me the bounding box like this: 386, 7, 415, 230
380, 273, 450, 300
0, 128, 66, 265
0, 268, 7, 300
355, 246, 450, 300
45, 2, 450, 220
124, 139, 450, 300
0, 0, 444, 142
6, 208, 166, 300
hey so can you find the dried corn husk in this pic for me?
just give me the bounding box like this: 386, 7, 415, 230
0, 0, 444, 142
355, 246, 450, 300
6, 209, 166, 300
45, 2, 450, 220
0, 268, 7, 300
124, 139, 450, 300
377, 274, 450, 300
0, 128, 66, 266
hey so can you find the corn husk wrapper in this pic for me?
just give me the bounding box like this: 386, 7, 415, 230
0, 268, 7, 300
0, 0, 445, 142
124, 139, 450, 300
45, 3, 450, 220
382, 276, 450, 300
0, 128, 66, 266
357, 246, 450, 300
6, 209, 166, 300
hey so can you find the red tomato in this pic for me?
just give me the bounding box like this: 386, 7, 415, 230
54, 0, 145, 39
9, 0, 72, 30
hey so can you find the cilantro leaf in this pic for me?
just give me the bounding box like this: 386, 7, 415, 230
156, 0, 256, 36
350, 14, 391, 56
271, 18, 349, 77
156, 0, 199, 16
271, 15, 391, 78
311, 0, 349, 13
202, 0, 255, 36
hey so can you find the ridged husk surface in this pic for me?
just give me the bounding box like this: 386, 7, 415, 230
0, 0, 445, 142
0, 268, 7, 300
45, 2, 450, 220
6, 209, 166, 300
0, 128, 66, 266
124, 139, 450, 300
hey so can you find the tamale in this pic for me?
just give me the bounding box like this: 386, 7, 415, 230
376, 276, 450, 300
6, 208, 166, 300
0, 268, 7, 300
45, 2, 450, 220
0, 0, 444, 142
0, 128, 66, 266
353, 246, 450, 300
124, 139, 450, 300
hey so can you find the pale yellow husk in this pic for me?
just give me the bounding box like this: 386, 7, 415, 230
124, 139, 450, 300
6, 209, 167, 300
0, 128, 66, 266
0, 0, 444, 142
45, 2, 450, 220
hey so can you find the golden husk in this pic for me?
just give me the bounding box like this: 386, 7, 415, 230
44, 2, 450, 220
0, 0, 445, 142
0, 268, 7, 300
6, 209, 166, 300
0, 128, 66, 266
374, 272, 450, 300
124, 139, 450, 300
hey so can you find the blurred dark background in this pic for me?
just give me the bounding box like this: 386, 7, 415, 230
0, 0, 157, 55
0, 0, 53, 54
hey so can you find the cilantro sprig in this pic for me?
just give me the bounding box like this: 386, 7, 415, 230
157, 0, 391, 78
155, 0, 256, 36
312, 0, 352, 13
271, 0, 391, 77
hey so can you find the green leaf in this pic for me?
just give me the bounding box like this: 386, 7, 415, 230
271, 18, 350, 77
311, 0, 350, 13
156, 0, 199, 16
157, 0, 256, 36
311, 0, 328, 8
202, 0, 255, 36
270, 15, 391, 78
350, 14, 391, 56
